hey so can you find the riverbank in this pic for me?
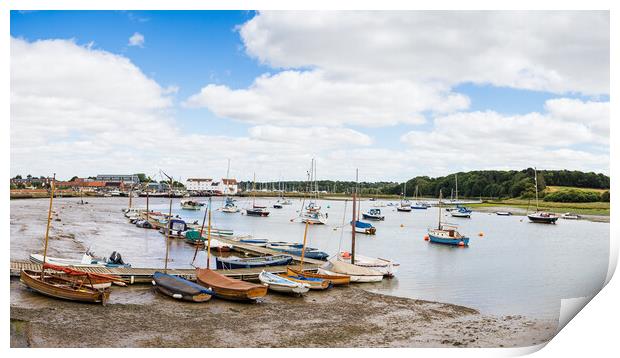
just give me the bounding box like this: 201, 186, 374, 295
468, 200, 609, 222
10, 279, 556, 348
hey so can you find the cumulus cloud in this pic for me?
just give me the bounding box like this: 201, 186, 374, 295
128, 32, 145, 47
185, 70, 468, 127
239, 11, 609, 95
400, 98, 610, 174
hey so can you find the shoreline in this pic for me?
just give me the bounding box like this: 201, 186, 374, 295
470, 205, 610, 223
10, 279, 557, 348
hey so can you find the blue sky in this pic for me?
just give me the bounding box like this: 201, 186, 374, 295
10, 11, 609, 181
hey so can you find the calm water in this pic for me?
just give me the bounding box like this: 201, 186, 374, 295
11, 196, 609, 319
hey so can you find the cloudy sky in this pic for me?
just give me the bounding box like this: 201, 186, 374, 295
10, 11, 609, 182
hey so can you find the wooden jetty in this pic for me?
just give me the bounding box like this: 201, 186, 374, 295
10, 261, 320, 284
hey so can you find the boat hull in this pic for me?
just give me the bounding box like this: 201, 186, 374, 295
20, 270, 109, 304
215, 255, 293, 270
153, 272, 213, 302
396, 207, 412, 212
196, 269, 268, 301
361, 214, 384, 221
527, 214, 559, 223
317, 268, 383, 283
428, 233, 470, 246
286, 267, 350, 286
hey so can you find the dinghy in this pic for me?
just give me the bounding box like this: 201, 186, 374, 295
279, 273, 330, 290
266, 244, 329, 260
30, 251, 131, 268
20, 269, 111, 304
259, 270, 309, 294
196, 268, 268, 301
562, 212, 581, 220
318, 259, 383, 283
337, 252, 398, 276
496, 211, 512, 216
153, 271, 213, 302
180, 200, 203, 210
215, 255, 293, 269
286, 267, 350, 286
352, 220, 376, 235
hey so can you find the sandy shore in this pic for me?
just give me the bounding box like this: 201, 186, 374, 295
10, 279, 556, 348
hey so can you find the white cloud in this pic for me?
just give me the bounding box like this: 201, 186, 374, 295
185, 69, 468, 127
128, 32, 145, 47
400, 98, 609, 174
239, 11, 609, 95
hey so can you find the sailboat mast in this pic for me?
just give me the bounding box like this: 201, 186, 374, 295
438, 190, 443, 229
145, 178, 150, 223
252, 172, 256, 207
225, 158, 231, 197
163, 172, 173, 273
128, 185, 132, 209
206, 197, 213, 268
41, 173, 56, 278
534, 167, 539, 211
351, 169, 358, 264
455, 173, 459, 201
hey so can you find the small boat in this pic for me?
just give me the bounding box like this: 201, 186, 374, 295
301, 209, 327, 224
362, 208, 385, 221
152, 271, 213, 302
450, 207, 472, 218
245, 206, 270, 217
20, 269, 111, 304
280, 199, 293, 205
30, 252, 131, 268
235, 237, 270, 247
352, 220, 376, 235
42, 263, 125, 289
258, 271, 310, 294
337, 252, 398, 276
528, 212, 559, 224
266, 244, 329, 260
396, 203, 412, 212
527, 168, 560, 224
562, 212, 581, 220
184, 230, 232, 252
273, 203, 283, 209
159, 219, 188, 239
318, 259, 383, 283
279, 272, 331, 290
410, 186, 428, 209
496, 211, 512, 216
428, 191, 470, 246
196, 268, 268, 301
180, 200, 203, 210
215, 255, 293, 269
221, 197, 240, 213
286, 267, 350, 286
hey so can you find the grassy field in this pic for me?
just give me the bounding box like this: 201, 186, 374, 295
544, 186, 608, 194
470, 199, 609, 216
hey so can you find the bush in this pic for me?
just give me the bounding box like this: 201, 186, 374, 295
543, 189, 601, 203
600, 190, 610, 202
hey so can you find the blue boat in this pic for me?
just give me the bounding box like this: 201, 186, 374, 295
267, 244, 329, 260
352, 220, 376, 235
153, 271, 214, 302
427, 226, 470, 246
215, 254, 293, 269
450, 206, 472, 218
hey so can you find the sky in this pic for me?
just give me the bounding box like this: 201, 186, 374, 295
10, 10, 610, 182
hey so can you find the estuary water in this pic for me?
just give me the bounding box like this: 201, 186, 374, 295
10, 196, 609, 320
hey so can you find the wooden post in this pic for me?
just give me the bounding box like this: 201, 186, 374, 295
299, 220, 310, 270
191, 197, 209, 265
41, 173, 56, 278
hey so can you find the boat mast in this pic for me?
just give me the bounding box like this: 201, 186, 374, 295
145, 178, 150, 223
438, 190, 443, 229
191, 193, 210, 266
534, 167, 539, 211
351, 169, 358, 264
252, 172, 256, 207
455, 173, 459, 201
128, 185, 132, 209
162, 171, 173, 273
40, 173, 56, 278
225, 158, 231, 197
206, 197, 213, 268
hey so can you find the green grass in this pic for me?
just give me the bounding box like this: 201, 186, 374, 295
470, 199, 609, 216
545, 186, 608, 194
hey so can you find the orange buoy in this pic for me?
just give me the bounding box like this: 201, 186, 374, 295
424, 235, 429, 241
458, 241, 465, 247
478, 232, 484, 237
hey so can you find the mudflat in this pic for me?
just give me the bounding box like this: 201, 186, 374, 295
10, 280, 556, 348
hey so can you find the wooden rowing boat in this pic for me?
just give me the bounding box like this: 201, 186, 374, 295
153, 271, 213, 302
286, 267, 350, 286
278, 272, 330, 290
196, 268, 267, 301
20, 270, 110, 304
259, 270, 309, 295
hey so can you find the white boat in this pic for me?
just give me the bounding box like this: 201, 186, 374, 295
258, 270, 309, 294
318, 258, 383, 283
337, 252, 399, 277
496, 211, 512, 216
562, 212, 581, 220
301, 209, 327, 224
450, 209, 472, 218
180, 200, 203, 210
30, 253, 105, 267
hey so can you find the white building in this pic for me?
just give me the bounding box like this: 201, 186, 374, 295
186, 178, 238, 195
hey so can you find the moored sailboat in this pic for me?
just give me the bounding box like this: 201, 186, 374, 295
427, 191, 470, 246
527, 167, 559, 224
